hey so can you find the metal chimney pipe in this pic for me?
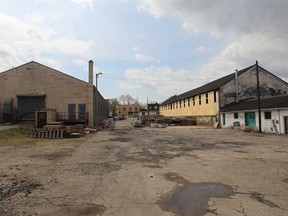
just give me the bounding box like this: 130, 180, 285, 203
235, 69, 239, 103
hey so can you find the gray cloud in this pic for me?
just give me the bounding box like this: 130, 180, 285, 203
138, 0, 288, 82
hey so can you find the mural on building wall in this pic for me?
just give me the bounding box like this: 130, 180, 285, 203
220, 67, 288, 107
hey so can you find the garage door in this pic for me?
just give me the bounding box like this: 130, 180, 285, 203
17, 95, 46, 120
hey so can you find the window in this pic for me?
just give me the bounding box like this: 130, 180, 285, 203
199, 95, 201, 105
188, 98, 191, 107
234, 113, 239, 119
183, 100, 186, 108
79, 104, 86, 120
265, 111, 271, 119
206, 93, 209, 104
180, 100, 182, 108
123, 107, 126, 111
170, 104, 172, 109
68, 104, 76, 120
214, 91, 217, 103
192, 96, 195, 106
173, 103, 175, 109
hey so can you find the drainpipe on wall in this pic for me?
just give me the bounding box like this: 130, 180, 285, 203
88, 60, 94, 127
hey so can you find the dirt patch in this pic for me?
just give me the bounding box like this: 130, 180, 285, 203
29, 151, 71, 160
217, 141, 250, 148
233, 150, 248, 153
250, 192, 280, 208
79, 162, 122, 175
142, 164, 163, 169
164, 172, 190, 185
0, 178, 42, 202
283, 178, 288, 184
110, 137, 132, 142
51, 204, 106, 216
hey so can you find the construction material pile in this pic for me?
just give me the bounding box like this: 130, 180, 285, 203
132, 115, 197, 128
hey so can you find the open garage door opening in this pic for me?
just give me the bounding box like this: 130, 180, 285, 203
17, 95, 46, 120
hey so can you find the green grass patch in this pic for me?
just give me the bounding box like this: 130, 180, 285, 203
0, 128, 36, 146
0, 128, 27, 138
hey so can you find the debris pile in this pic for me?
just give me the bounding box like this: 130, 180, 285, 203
98, 119, 112, 129
132, 115, 197, 128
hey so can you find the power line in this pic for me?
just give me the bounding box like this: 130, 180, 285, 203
101, 75, 213, 82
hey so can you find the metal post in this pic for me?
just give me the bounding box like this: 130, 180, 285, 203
95, 72, 102, 127
256, 60, 262, 133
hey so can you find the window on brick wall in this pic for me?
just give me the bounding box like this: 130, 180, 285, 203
183, 100, 186, 108
214, 91, 217, 103
199, 95, 201, 105
180, 100, 182, 108
188, 98, 191, 107
193, 96, 195, 106
206, 93, 209, 104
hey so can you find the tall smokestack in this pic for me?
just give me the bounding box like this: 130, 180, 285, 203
88, 60, 94, 127
88, 60, 94, 86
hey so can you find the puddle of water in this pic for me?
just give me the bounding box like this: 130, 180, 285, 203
158, 182, 234, 216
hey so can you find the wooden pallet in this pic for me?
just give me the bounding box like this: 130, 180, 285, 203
27, 129, 66, 139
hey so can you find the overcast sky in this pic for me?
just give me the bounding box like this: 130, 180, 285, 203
1, 0, 288, 103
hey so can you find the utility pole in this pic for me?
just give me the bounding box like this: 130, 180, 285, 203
147, 97, 149, 115
256, 60, 262, 133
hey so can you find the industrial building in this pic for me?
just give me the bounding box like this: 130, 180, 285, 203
160, 63, 288, 128
0, 60, 109, 127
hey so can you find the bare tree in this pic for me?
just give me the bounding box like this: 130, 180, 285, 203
109, 98, 119, 116
119, 94, 136, 105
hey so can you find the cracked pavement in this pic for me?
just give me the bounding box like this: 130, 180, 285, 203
0, 119, 288, 215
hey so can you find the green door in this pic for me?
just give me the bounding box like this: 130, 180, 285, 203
245, 112, 256, 126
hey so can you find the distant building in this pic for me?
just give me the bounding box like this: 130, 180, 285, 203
115, 104, 140, 117
0, 60, 109, 127
147, 103, 160, 115
160, 63, 288, 126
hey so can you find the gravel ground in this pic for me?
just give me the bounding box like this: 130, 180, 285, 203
0, 119, 287, 216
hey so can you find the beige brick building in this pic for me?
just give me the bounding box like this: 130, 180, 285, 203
0, 60, 108, 127
115, 104, 140, 117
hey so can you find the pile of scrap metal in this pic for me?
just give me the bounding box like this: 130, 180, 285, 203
27, 125, 85, 138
